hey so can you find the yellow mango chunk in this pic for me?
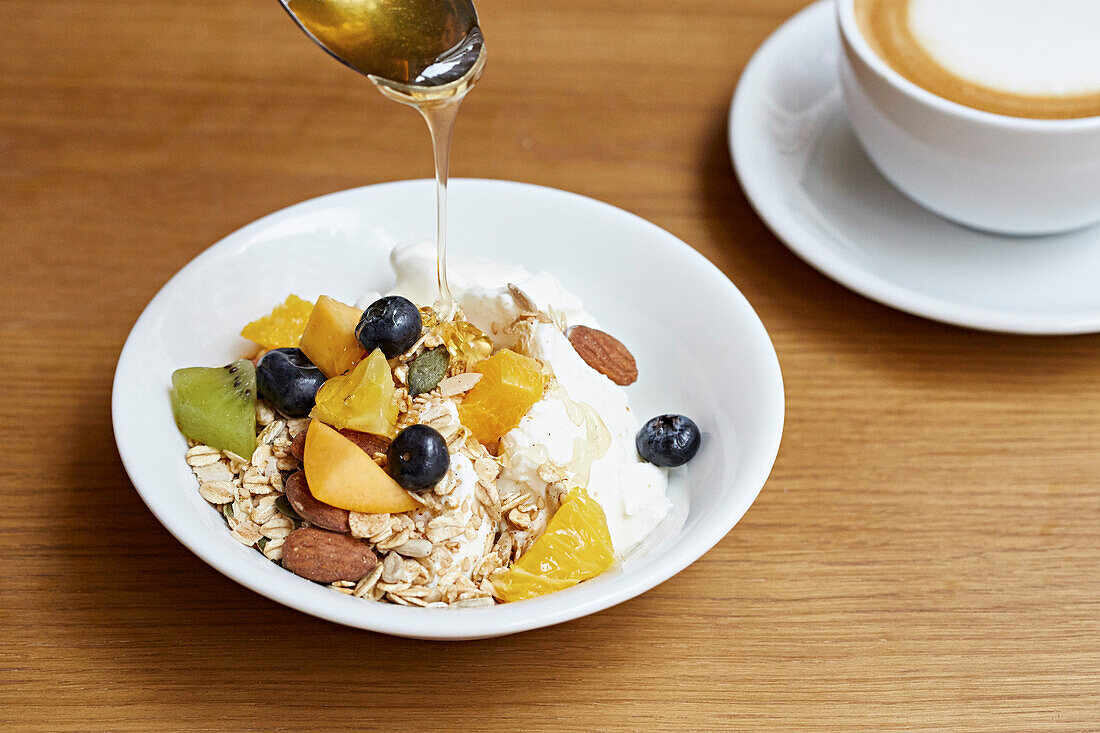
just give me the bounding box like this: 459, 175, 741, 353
312, 349, 399, 437
299, 295, 367, 378
303, 420, 417, 514
240, 294, 314, 350
458, 349, 546, 444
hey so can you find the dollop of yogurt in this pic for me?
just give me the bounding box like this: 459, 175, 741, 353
373, 241, 671, 557
363, 241, 598, 349
497, 323, 671, 556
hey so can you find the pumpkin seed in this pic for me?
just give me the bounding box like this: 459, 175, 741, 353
408, 346, 449, 396
275, 495, 302, 521
222, 503, 234, 521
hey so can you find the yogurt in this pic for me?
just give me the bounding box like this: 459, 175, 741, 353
362, 241, 598, 349
373, 241, 671, 557
497, 323, 671, 556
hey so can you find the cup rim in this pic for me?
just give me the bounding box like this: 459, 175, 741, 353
835, 0, 1100, 131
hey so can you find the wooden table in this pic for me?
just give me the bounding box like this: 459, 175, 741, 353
3, 0, 1098, 729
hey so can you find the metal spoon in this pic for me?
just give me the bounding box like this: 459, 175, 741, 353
277, 0, 486, 317
277, 0, 485, 89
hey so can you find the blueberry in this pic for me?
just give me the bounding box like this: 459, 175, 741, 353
355, 295, 422, 358
636, 414, 701, 467
387, 424, 450, 492
255, 348, 326, 417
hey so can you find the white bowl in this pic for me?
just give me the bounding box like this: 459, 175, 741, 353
112, 179, 784, 639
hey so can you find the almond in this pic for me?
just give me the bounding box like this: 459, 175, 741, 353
284, 471, 350, 533
290, 427, 308, 461
566, 325, 638, 386
291, 423, 390, 460
338, 429, 391, 457
281, 527, 378, 583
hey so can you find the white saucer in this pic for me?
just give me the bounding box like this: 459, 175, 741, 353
729, 0, 1100, 335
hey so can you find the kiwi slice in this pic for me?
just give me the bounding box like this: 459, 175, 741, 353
170, 359, 257, 458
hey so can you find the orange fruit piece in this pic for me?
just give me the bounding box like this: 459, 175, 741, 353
304, 420, 417, 513
492, 487, 615, 602
457, 349, 545, 444
240, 294, 314, 350
312, 348, 399, 437
299, 295, 367, 378
491, 567, 575, 601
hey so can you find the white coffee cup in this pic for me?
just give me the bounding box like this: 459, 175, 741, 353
836, 0, 1100, 236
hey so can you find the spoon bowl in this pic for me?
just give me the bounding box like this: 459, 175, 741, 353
278, 0, 484, 87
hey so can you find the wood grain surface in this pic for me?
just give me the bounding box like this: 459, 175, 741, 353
2, 0, 1098, 730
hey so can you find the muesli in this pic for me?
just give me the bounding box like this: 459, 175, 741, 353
170, 243, 701, 605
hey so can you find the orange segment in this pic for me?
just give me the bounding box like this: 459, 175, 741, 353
240, 294, 314, 350
457, 349, 545, 444
491, 567, 575, 602
492, 487, 614, 602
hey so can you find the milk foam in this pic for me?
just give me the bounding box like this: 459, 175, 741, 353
909, 0, 1100, 96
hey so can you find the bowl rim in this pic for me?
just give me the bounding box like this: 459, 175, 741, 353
112, 178, 785, 639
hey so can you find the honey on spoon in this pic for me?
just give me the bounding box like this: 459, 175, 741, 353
278, 0, 486, 318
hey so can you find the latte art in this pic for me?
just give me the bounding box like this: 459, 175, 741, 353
855, 0, 1100, 119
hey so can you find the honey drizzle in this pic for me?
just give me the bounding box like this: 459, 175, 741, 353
372, 48, 485, 319
548, 384, 612, 489
282, 0, 485, 317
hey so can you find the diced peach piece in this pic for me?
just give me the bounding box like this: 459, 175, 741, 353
458, 349, 546, 444
299, 295, 366, 378
303, 420, 418, 514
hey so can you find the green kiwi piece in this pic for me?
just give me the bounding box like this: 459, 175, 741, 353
170, 359, 257, 458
